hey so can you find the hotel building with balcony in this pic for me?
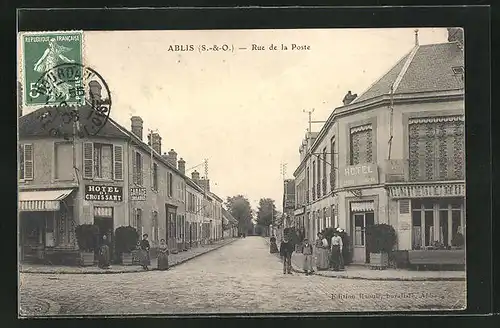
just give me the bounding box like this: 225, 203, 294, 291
292, 29, 465, 264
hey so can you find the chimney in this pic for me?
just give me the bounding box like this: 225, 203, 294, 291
192, 170, 200, 181
89, 80, 103, 107
131, 116, 143, 140
148, 132, 162, 154
200, 178, 210, 192
162, 152, 170, 162
167, 149, 177, 167
447, 28, 464, 48
342, 90, 357, 105
178, 158, 186, 175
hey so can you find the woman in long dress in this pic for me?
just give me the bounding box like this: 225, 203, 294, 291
98, 235, 111, 269
157, 239, 169, 270
140, 234, 151, 271
270, 236, 279, 253
315, 232, 329, 270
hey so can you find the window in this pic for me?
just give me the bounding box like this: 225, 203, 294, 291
322, 147, 327, 195
323, 208, 327, 229
167, 172, 173, 197
19, 144, 34, 180
312, 162, 316, 201
54, 142, 73, 180
94, 143, 113, 180
350, 124, 373, 165
408, 116, 465, 181
317, 157, 321, 197
134, 209, 143, 236
306, 167, 310, 203
152, 163, 158, 191
83, 143, 122, 181
330, 137, 336, 190
132, 151, 143, 185
411, 199, 465, 249
152, 211, 159, 242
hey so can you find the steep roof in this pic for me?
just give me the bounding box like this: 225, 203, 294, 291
353, 42, 464, 103
222, 207, 238, 224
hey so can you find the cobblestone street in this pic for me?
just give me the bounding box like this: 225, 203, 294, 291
19, 237, 466, 316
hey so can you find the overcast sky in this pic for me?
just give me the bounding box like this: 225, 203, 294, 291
21, 28, 449, 211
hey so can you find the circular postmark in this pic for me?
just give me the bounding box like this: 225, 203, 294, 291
34, 63, 112, 139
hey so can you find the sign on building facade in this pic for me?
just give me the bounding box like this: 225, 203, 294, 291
339, 163, 379, 188
84, 185, 123, 202
130, 187, 147, 201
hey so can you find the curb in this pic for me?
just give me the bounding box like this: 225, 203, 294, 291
20, 239, 238, 275
262, 237, 465, 282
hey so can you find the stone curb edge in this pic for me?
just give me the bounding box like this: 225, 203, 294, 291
263, 237, 465, 282
20, 239, 238, 275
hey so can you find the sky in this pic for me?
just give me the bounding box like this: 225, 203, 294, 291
20, 28, 449, 212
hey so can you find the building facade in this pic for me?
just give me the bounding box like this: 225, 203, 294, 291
18, 106, 227, 262
293, 31, 465, 264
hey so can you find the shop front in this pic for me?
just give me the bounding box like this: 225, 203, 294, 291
349, 200, 375, 264
19, 188, 76, 262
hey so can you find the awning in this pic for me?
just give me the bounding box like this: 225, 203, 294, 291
18, 189, 74, 212
350, 201, 374, 213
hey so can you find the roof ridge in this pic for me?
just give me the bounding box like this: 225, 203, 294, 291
392, 45, 420, 93
351, 46, 414, 104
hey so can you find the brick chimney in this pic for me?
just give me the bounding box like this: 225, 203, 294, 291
148, 132, 162, 154
342, 90, 357, 105
192, 170, 200, 181
131, 116, 143, 140
178, 158, 186, 175
200, 178, 210, 192
167, 149, 177, 167
162, 152, 170, 162
89, 80, 103, 108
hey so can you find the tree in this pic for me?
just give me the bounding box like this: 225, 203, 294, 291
256, 198, 277, 236
225, 195, 253, 235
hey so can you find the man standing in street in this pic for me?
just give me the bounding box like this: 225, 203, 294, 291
330, 230, 343, 271
280, 236, 294, 274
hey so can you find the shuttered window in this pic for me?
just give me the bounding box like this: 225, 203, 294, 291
113, 145, 123, 180
152, 163, 158, 191
83, 142, 94, 179
133, 151, 143, 185
408, 116, 465, 181
350, 124, 373, 165
330, 138, 336, 191
19, 144, 34, 180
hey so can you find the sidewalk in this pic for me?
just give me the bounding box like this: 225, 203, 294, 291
20, 238, 238, 274
263, 237, 465, 281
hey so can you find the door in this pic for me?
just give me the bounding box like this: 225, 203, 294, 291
94, 217, 114, 258
352, 212, 375, 263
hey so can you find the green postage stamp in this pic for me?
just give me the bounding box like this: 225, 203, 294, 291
21, 31, 83, 106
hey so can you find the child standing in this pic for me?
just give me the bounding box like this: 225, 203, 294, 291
301, 238, 314, 275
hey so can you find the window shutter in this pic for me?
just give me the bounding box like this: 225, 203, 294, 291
113, 145, 123, 180
138, 153, 143, 186
83, 142, 94, 179
23, 144, 34, 180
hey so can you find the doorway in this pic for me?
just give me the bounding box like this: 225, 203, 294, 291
352, 211, 375, 263
94, 216, 114, 258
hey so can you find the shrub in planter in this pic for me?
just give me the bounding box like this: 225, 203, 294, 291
365, 224, 397, 270
75, 224, 99, 266
115, 226, 139, 265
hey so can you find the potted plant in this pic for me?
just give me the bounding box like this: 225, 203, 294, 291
75, 224, 99, 266
115, 226, 139, 265
365, 223, 397, 270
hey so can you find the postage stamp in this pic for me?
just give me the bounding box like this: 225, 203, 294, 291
21, 31, 83, 106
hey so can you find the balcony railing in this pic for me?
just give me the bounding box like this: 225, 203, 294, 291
385, 159, 465, 183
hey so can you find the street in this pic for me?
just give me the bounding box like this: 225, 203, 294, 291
19, 237, 466, 315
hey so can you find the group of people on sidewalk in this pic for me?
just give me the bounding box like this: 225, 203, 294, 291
270, 229, 344, 275
97, 233, 170, 271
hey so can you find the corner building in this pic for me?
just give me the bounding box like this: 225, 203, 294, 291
293, 32, 465, 264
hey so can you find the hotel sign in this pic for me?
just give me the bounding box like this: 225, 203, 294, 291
85, 185, 123, 202
130, 187, 147, 201
389, 184, 465, 199
294, 207, 305, 216
339, 163, 379, 188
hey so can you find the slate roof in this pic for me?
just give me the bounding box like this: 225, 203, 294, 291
353, 42, 464, 104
